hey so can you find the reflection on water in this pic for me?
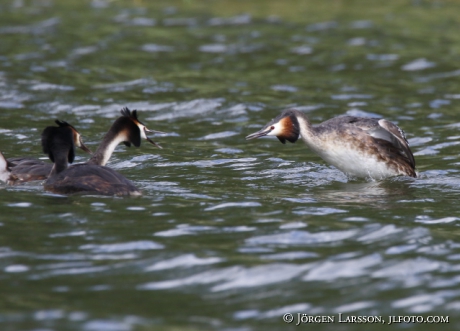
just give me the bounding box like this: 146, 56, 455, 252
1, 0, 460, 330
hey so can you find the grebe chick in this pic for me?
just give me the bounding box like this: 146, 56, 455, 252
43, 108, 160, 196
0, 120, 91, 185
87, 107, 163, 166
246, 109, 416, 179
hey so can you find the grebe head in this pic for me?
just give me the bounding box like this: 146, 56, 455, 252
55, 120, 92, 154
117, 107, 164, 149
42, 122, 79, 164
246, 109, 300, 144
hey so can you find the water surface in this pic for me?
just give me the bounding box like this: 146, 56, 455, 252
0, 0, 460, 330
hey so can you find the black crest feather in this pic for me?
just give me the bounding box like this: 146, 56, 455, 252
120, 107, 139, 120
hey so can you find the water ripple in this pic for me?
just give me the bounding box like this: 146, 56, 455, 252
5, 264, 29, 273
261, 251, 319, 261
205, 202, 261, 211
234, 303, 311, 320
139, 263, 310, 291
79, 241, 164, 253
246, 229, 358, 246
208, 14, 251, 26
148, 99, 224, 120
372, 258, 443, 279
30, 83, 74, 91
334, 301, 375, 313
292, 206, 347, 216
154, 225, 216, 237
145, 254, 222, 271
196, 131, 239, 140
141, 44, 174, 53
401, 58, 436, 71
303, 254, 382, 281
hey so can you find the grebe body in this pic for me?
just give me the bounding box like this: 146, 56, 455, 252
6, 157, 51, 182
246, 109, 416, 179
44, 163, 140, 196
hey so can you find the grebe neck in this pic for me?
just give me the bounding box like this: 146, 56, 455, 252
49, 153, 69, 177
87, 131, 127, 166
294, 111, 316, 142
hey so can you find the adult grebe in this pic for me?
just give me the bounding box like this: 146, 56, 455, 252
87, 107, 162, 166
246, 109, 416, 179
0, 120, 91, 185
43, 108, 161, 196
13, 106, 162, 174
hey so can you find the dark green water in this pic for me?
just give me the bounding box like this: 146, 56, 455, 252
1, 0, 460, 330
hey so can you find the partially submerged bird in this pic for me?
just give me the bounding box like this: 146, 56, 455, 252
43, 108, 162, 196
0, 120, 91, 185
246, 109, 416, 179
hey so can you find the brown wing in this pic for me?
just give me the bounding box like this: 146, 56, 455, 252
7, 157, 52, 184
334, 116, 416, 169
376, 119, 415, 168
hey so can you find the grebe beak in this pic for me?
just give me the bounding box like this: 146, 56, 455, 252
144, 128, 166, 134
78, 137, 93, 154
144, 127, 164, 149
246, 126, 273, 140
146, 137, 162, 149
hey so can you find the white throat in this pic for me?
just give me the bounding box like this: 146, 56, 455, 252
267, 122, 284, 136
297, 116, 313, 141
100, 132, 129, 166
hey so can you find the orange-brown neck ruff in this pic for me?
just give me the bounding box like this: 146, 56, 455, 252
245, 109, 302, 143
276, 115, 300, 144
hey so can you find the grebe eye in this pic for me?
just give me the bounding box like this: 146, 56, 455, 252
270, 126, 275, 130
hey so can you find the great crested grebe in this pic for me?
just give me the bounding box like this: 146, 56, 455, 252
86, 107, 162, 166
43, 108, 162, 196
246, 109, 416, 179
0, 120, 91, 185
